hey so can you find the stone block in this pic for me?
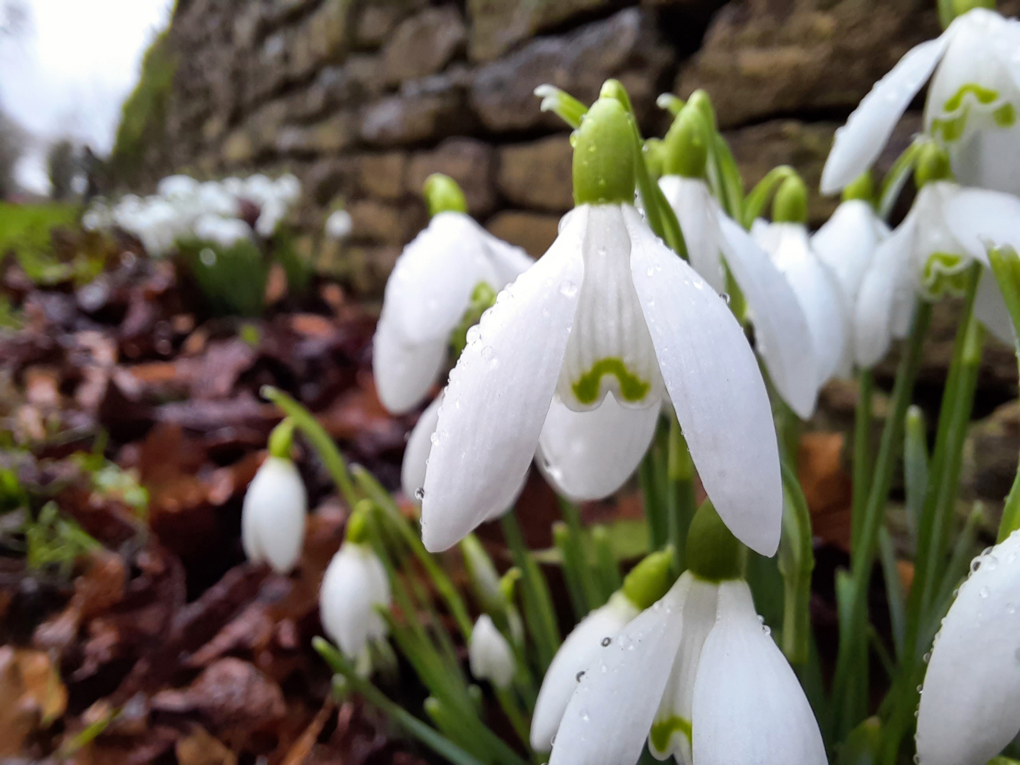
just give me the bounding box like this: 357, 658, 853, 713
347, 199, 425, 244
305, 158, 360, 205
486, 211, 561, 258
358, 153, 408, 201
406, 138, 496, 218
383, 6, 466, 83
275, 114, 357, 156
361, 79, 469, 146
497, 135, 574, 212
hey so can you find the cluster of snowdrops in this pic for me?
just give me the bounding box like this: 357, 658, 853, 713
187, 4, 1020, 765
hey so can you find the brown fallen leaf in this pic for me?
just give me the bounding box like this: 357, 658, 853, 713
176, 725, 238, 765
0, 645, 68, 756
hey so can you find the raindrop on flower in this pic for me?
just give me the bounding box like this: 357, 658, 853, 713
559, 280, 578, 297
601, 637, 612, 647
720, 292, 731, 304
985, 555, 999, 571
414, 488, 426, 501
923, 651, 931, 664
979, 586, 990, 598
430, 432, 440, 445
576, 670, 586, 682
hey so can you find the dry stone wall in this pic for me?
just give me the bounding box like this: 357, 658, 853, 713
150, 0, 1012, 295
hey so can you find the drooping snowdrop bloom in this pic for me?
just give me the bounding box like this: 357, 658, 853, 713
751, 175, 850, 386
421, 95, 782, 555
821, 7, 1020, 196
656, 106, 819, 418
118, 198, 188, 258
193, 213, 254, 249
373, 174, 533, 415
469, 615, 515, 688
531, 548, 673, 751
916, 531, 1020, 765
325, 208, 353, 240
853, 156, 1017, 368
319, 510, 392, 661
548, 504, 826, 765
241, 426, 307, 574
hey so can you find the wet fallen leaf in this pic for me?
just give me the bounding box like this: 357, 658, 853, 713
0, 646, 68, 755
176, 725, 238, 765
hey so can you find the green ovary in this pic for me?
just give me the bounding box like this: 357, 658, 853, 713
571, 358, 651, 405
650, 716, 692, 754
922, 252, 970, 298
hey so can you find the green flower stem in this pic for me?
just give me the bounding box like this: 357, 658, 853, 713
495, 686, 532, 749
851, 370, 874, 552
903, 405, 929, 552
877, 140, 922, 221
351, 465, 475, 643
830, 299, 933, 739
501, 509, 561, 672
779, 462, 815, 665
878, 525, 906, 659
667, 415, 696, 574
741, 165, 796, 229
553, 522, 589, 620
261, 385, 358, 508
591, 525, 622, 598
425, 694, 532, 765
559, 498, 604, 611
315, 638, 487, 765
640, 443, 668, 551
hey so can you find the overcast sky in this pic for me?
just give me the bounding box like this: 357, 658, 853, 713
0, 0, 173, 193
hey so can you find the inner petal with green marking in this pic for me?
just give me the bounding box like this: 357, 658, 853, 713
650, 715, 692, 754
921, 252, 971, 299
930, 83, 1017, 143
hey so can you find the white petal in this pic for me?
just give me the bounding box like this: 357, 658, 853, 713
401, 393, 444, 501
950, 124, 1020, 197
470, 615, 516, 688
625, 206, 782, 557
974, 268, 1016, 346
821, 34, 952, 194
855, 214, 920, 368
558, 205, 663, 410
537, 394, 659, 502
763, 223, 848, 386
811, 200, 889, 307
319, 542, 392, 658
917, 531, 1020, 765
717, 215, 819, 419
420, 209, 587, 552
548, 578, 690, 765
241, 457, 307, 574
532, 593, 641, 751
942, 187, 1020, 262
383, 212, 497, 345
659, 176, 727, 293
372, 313, 447, 415
480, 228, 536, 284
650, 574, 720, 763
692, 581, 827, 765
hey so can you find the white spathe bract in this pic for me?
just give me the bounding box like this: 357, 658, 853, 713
752, 219, 849, 385
854, 182, 1015, 368
659, 175, 819, 418
422, 203, 782, 556
549, 573, 826, 765
373, 211, 533, 415
469, 615, 515, 688
241, 456, 307, 574
821, 8, 1020, 195
319, 541, 392, 659
917, 531, 1020, 765
532, 592, 641, 751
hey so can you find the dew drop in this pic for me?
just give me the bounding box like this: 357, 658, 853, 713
414, 488, 426, 501
720, 292, 731, 304
913, 754, 920, 764
481, 345, 495, 361
970, 557, 982, 574
979, 586, 990, 598
985, 555, 999, 571
576, 670, 586, 682
601, 637, 612, 647
559, 279, 578, 297
430, 432, 440, 445
923, 651, 931, 664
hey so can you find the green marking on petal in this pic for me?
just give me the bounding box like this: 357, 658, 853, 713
944, 83, 999, 112
650, 715, 692, 754
931, 110, 969, 143
922, 252, 971, 299
994, 103, 1017, 128
571, 358, 651, 405
451, 281, 498, 360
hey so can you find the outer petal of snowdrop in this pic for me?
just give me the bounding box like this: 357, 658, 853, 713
401, 393, 443, 502
811, 200, 890, 306
659, 175, 726, 292
626, 207, 782, 556
691, 581, 827, 765
373, 315, 448, 415
319, 542, 391, 658
917, 532, 1020, 765
420, 210, 587, 552
241, 457, 307, 574
537, 394, 660, 502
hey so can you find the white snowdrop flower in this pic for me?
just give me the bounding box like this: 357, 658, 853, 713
274, 174, 302, 206
243, 173, 276, 207
255, 196, 288, 238
197, 181, 241, 219
420, 97, 782, 556
193, 214, 254, 249
916, 530, 1020, 765
548, 506, 826, 765
319, 538, 392, 660
751, 177, 850, 387
469, 615, 515, 688
531, 548, 673, 751
82, 201, 113, 233
656, 106, 820, 418
854, 176, 1018, 368
157, 174, 200, 201
821, 8, 1020, 196
373, 174, 533, 415
401, 392, 443, 502
325, 209, 353, 240
123, 198, 187, 258
241, 456, 307, 574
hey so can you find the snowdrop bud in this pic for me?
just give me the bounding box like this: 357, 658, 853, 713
841, 171, 875, 204
423, 173, 467, 217
469, 615, 515, 688
663, 105, 709, 179
772, 175, 809, 225
572, 96, 636, 206
686, 500, 745, 582
460, 534, 507, 615
325, 209, 353, 239
241, 453, 307, 574
319, 536, 392, 659
915, 142, 954, 188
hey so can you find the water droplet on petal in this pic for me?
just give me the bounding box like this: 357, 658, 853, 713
559, 279, 578, 297
979, 586, 990, 598
601, 637, 612, 647
576, 670, 586, 682
414, 488, 426, 501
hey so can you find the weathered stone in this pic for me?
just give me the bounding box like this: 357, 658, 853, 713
347, 199, 424, 245
333, 244, 402, 296
962, 401, 1020, 513
486, 211, 560, 258
406, 139, 496, 218
275, 114, 357, 156
358, 153, 408, 201
497, 135, 574, 213
467, 0, 623, 62
304, 158, 360, 205
355, 0, 424, 48
383, 7, 466, 84
221, 131, 255, 165
470, 8, 673, 133
677, 0, 941, 129
361, 79, 469, 146
288, 0, 357, 81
